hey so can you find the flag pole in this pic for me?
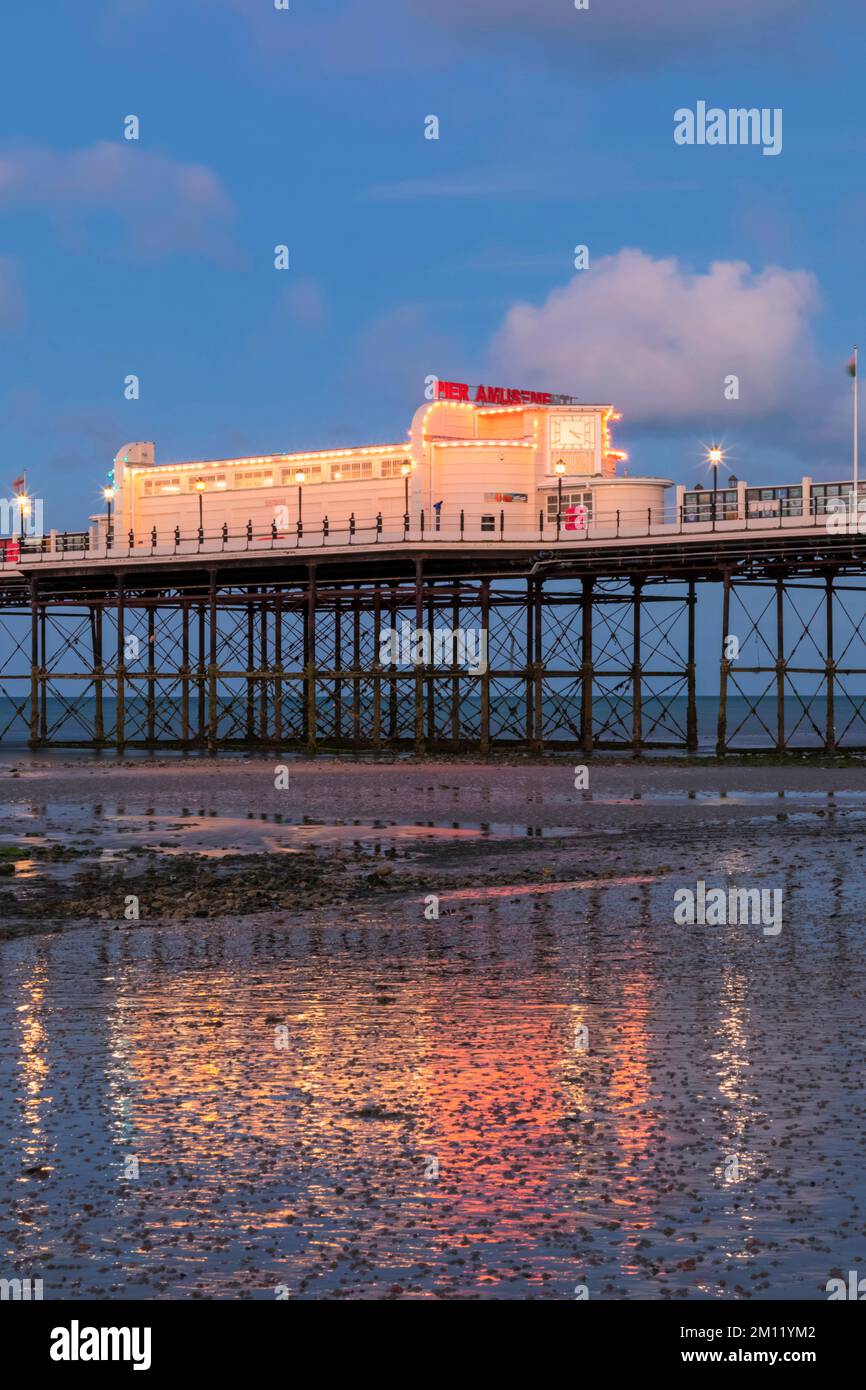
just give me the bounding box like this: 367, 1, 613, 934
855, 345, 860, 514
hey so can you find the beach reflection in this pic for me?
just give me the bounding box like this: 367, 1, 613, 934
1, 840, 864, 1301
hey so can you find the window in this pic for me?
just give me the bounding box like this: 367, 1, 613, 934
234, 470, 275, 488
330, 460, 373, 481
188, 472, 227, 491
546, 490, 593, 521
480, 515, 496, 532
379, 457, 412, 478
142, 476, 182, 496
280, 466, 322, 484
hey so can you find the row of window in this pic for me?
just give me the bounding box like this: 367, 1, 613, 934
140, 457, 411, 496
546, 490, 593, 520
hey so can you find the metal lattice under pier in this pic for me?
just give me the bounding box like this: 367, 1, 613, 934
1, 535, 866, 754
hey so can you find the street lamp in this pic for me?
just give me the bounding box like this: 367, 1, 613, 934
102, 487, 115, 548
194, 477, 205, 542
707, 446, 724, 531
401, 461, 411, 534
554, 457, 566, 540
295, 470, 305, 535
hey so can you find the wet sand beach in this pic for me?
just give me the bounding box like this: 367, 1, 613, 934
1, 757, 865, 1299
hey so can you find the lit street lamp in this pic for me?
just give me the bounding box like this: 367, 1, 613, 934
102, 487, 115, 548
194, 477, 205, 542
401, 461, 411, 534
554, 457, 566, 540
707, 446, 724, 531
295, 470, 305, 536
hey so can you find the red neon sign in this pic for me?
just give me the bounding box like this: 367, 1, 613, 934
436, 380, 579, 407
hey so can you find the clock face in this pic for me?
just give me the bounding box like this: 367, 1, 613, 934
550, 413, 596, 450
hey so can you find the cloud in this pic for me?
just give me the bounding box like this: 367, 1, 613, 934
282, 279, 325, 329
489, 250, 827, 439
402, 0, 850, 73
0, 257, 24, 328
0, 142, 238, 263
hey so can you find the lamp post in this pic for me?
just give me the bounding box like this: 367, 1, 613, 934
194, 477, 205, 542
19, 494, 31, 543
401, 461, 411, 535
102, 487, 114, 549
707, 446, 723, 531
554, 457, 566, 540
295, 470, 305, 536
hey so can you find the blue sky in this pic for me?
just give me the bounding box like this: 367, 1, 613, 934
1, 0, 865, 525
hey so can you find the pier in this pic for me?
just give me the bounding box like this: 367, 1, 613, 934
2, 508, 866, 755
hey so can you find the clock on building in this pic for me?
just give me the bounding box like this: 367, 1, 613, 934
549, 413, 597, 450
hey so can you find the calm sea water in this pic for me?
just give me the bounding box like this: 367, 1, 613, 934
0, 694, 862, 751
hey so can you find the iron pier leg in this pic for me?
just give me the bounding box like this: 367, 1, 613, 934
825, 572, 836, 755
373, 584, 382, 748
116, 576, 126, 754
776, 575, 786, 753
716, 570, 731, 757
631, 577, 643, 757
414, 559, 425, 756
246, 585, 256, 741
353, 583, 362, 747
197, 603, 206, 746
580, 576, 594, 756
28, 579, 39, 750
305, 563, 317, 754
274, 593, 283, 747
92, 601, 105, 746
207, 571, 218, 753
686, 579, 698, 754
259, 590, 269, 743
388, 582, 398, 742
147, 604, 156, 745
451, 587, 461, 749
334, 585, 342, 742
180, 601, 190, 746
480, 577, 491, 755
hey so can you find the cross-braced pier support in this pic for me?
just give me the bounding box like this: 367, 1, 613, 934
2, 545, 866, 755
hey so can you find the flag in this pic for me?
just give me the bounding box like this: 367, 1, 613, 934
848, 351, 858, 378
11, 474, 25, 494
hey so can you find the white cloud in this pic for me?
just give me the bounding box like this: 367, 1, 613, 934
0, 142, 238, 263
489, 250, 825, 430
